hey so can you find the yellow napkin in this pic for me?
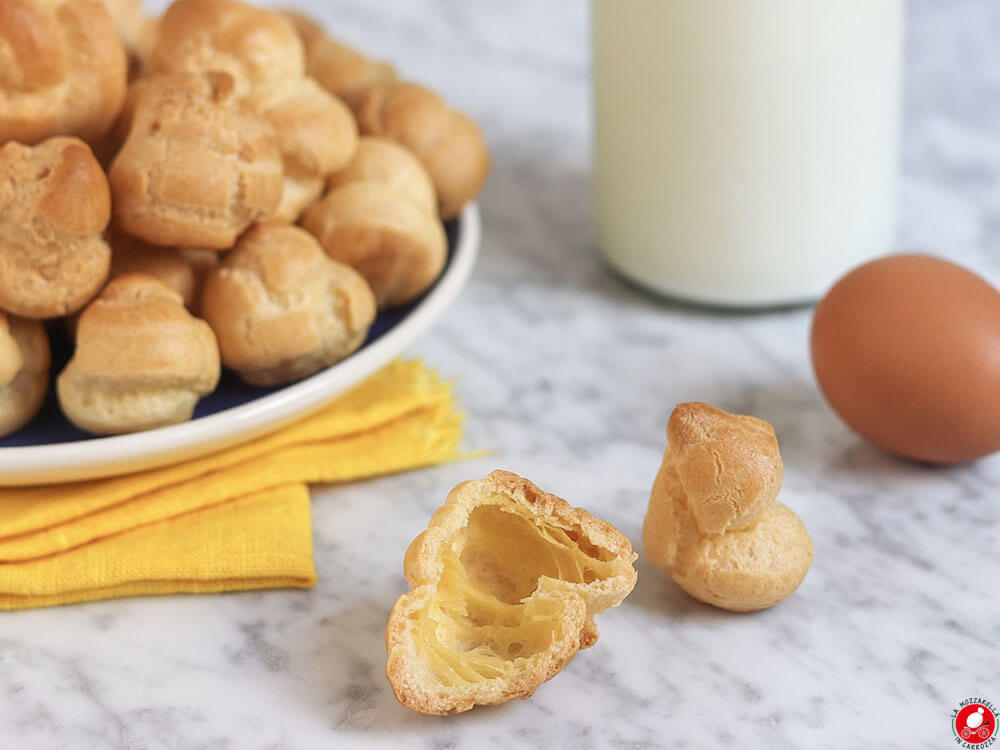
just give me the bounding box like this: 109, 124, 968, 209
0, 359, 464, 610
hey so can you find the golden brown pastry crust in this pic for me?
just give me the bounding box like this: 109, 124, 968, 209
302, 135, 442, 309
354, 81, 489, 220
0, 313, 50, 438
282, 12, 485, 218
665, 402, 783, 535
301, 181, 446, 309
149, 0, 358, 221
248, 76, 357, 220
0, 0, 127, 145
57, 274, 220, 435
386, 470, 638, 715
109, 71, 284, 249
150, 0, 303, 94
0, 316, 21, 388
200, 222, 376, 386
327, 136, 436, 216
0, 137, 111, 318
643, 403, 813, 612
284, 10, 396, 110
108, 230, 204, 311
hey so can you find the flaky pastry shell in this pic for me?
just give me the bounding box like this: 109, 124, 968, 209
0, 137, 111, 319
386, 470, 637, 715
0, 313, 50, 438
57, 274, 220, 435
643, 403, 813, 612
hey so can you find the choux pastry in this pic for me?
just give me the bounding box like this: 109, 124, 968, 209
643, 403, 813, 612
249, 77, 357, 220
149, 0, 358, 221
0, 0, 127, 146
150, 0, 302, 95
327, 136, 436, 216
0, 137, 111, 318
354, 81, 490, 220
108, 230, 211, 311
0, 313, 50, 438
284, 10, 396, 110
200, 223, 376, 386
301, 172, 446, 309
67, 239, 216, 340
57, 274, 221, 435
283, 11, 487, 219
109, 71, 284, 249
386, 470, 637, 715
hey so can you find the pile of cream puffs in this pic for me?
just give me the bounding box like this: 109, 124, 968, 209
0, 0, 489, 437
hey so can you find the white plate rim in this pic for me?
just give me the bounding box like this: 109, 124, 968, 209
0, 202, 481, 486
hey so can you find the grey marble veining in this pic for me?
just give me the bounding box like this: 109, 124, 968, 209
2, 1, 999, 748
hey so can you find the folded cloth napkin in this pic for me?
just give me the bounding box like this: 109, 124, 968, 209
0, 360, 464, 610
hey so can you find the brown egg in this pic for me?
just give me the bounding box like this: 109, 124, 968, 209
810, 254, 1000, 463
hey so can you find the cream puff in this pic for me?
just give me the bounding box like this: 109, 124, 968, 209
643, 403, 813, 612
0, 137, 111, 318
386, 470, 637, 714
109, 71, 284, 248
0, 314, 50, 438
200, 222, 376, 386
149, 0, 358, 220
0, 0, 127, 145
57, 274, 221, 434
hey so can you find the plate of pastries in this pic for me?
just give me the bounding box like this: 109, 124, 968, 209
0, 0, 488, 484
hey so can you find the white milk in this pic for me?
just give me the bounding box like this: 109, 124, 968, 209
592, 0, 903, 307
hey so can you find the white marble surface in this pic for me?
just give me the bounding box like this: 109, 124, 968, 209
3, 1, 1000, 748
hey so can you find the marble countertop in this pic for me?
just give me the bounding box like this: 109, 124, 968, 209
3, 1, 999, 748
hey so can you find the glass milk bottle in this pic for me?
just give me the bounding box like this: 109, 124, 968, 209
592, 0, 904, 307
